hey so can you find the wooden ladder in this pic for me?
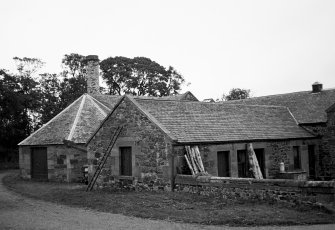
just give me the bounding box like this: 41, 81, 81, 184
86, 126, 123, 191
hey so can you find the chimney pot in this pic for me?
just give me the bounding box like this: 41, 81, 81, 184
312, 82, 322, 93
86, 55, 100, 94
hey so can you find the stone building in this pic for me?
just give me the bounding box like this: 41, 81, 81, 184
224, 82, 335, 179
87, 94, 323, 187
18, 55, 198, 182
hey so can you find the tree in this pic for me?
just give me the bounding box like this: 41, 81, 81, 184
0, 69, 39, 163
13, 57, 44, 79
100, 56, 185, 96
39, 73, 62, 124
220, 88, 251, 101
59, 53, 87, 108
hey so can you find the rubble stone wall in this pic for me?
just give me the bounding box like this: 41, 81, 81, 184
87, 97, 173, 188
175, 174, 335, 204
19, 145, 87, 182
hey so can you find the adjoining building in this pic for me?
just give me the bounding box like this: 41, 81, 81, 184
224, 82, 335, 179
86, 94, 328, 187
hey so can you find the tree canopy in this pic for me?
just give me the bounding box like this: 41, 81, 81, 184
220, 88, 251, 101
100, 56, 185, 96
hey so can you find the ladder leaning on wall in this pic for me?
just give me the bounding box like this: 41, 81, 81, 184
86, 126, 123, 192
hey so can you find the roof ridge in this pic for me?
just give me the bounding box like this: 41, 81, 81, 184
86, 95, 126, 146
67, 95, 86, 141
87, 95, 110, 116
135, 97, 288, 108
230, 87, 335, 102
18, 94, 85, 146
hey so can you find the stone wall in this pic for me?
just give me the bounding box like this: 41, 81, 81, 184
175, 174, 335, 204
87, 97, 173, 188
320, 108, 335, 179
173, 139, 318, 179
19, 145, 87, 182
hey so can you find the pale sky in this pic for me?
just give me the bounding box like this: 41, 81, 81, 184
1, 0, 335, 100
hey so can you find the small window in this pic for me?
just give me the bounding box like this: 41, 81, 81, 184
293, 146, 301, 170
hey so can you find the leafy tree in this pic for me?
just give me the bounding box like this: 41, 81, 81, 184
220, 88, 251, 101
0, 70, 39, 163
13, 57, 44, 130
59, 53, 87, 108
13, 57, 44, 79
39, 73, 61, 124
100, 56, 185, 96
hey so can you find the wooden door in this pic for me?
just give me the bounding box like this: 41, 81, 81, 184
308, 145, 316, 179
120, 147, 132, 176
217, 151, 230, 177
31, 147, 48, 180
254, 148, 266, 178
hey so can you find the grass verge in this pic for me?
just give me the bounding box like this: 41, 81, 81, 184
3, 173, 335, 227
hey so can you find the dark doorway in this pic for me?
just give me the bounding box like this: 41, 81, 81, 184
217, 151, 230, 177
308, 145, 316, 179
237, 150, 248, 178
293, 146, 301, 170
31, 147, 48, 180
254, 148, 266, 178
120, 147, 132, 176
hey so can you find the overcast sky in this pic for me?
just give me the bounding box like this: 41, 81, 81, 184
1, 0, 335, 100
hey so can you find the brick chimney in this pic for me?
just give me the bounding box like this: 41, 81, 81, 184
86, 55, 100, 94
312, 82, 322, 93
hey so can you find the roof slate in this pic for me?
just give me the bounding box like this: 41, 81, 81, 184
135, 98, 315, 143
223, 88, 335, 124
18, 94, 115, 146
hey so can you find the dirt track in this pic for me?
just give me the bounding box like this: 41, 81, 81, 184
0, 171, 334, 230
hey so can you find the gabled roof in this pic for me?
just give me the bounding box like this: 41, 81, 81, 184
223, 88, 335, 124
131, 98, 315, 143
18, 94, 113, 146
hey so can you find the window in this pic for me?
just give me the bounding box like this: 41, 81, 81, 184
120, 147, 132, 176
293, 146, 301, 170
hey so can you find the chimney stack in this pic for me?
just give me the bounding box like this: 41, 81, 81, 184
86, 55, 100, 94
312, 82, 322, 93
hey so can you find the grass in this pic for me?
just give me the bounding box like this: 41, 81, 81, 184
3, 173, 335, 227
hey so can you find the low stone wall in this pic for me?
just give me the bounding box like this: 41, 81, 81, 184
175, 175, 335, 204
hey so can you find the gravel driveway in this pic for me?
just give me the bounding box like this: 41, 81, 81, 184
0, 171, 334, 230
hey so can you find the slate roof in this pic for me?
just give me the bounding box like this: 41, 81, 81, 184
18, 94, 115, 146
134, 98, 315, 143
18, 92, 196, 146
222, 88, 335, 124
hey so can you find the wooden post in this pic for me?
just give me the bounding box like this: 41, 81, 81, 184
246, 143, 263, 179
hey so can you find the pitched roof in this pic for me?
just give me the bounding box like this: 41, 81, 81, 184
134, 98, 315, 143
222, 88, 335, 124
18, 94, 114, 146
18, 92, 198, 146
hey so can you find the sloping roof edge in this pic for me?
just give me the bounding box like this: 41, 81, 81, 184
127, 96, 177, 141
18, 94, 85, 146
85, 95, 126, 146
326, 102, 335, 113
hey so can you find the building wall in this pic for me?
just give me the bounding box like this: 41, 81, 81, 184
87, 98, 173, 187
19, 145, 87, 182
173, 139, 319, 179
321, 108, 335, 179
